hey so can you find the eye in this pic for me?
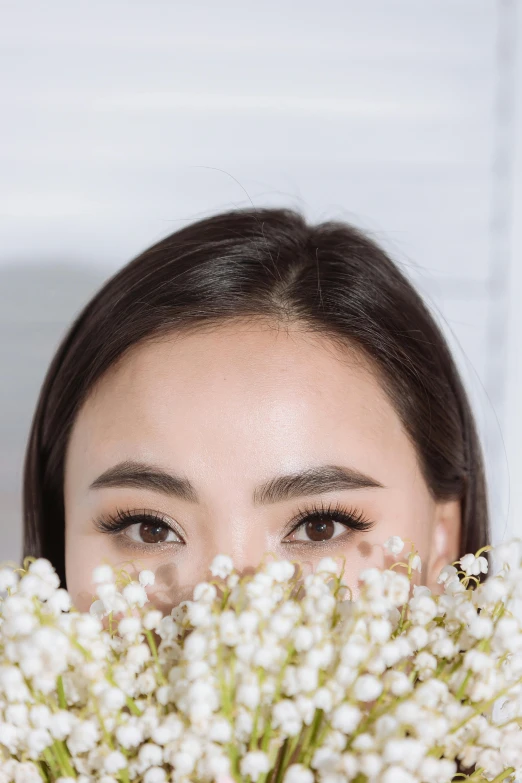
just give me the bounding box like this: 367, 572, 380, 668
94, 508, 184, 547
284, 501, 375, 544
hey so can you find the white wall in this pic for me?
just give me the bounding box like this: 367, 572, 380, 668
0, 0, 520, 562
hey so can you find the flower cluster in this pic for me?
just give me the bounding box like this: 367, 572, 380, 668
0, 537, 522, 783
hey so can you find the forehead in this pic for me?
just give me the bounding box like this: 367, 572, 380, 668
65, 322, 417, 488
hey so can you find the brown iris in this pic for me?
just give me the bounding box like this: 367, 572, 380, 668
139, 522, 170, 544
305, 518, 335, 541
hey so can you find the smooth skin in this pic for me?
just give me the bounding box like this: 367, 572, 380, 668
64, 319, 461, 613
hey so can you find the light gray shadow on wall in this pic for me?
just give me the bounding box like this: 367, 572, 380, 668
0, 261, 111, 564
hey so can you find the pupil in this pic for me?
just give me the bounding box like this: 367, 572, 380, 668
140, 522, 168, 544
305, 519, 335, 542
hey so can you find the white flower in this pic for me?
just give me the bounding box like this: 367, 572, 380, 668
28, 558, 59, 584
310, 747, 340, 772
359, 753, 383, 777
219, 611, 240, 646
239, 751, 271, 781
18, 573, 56, 601
46, 588, 72, 614
89, 599, 107, 618
384, 536, 405, 555
127, 643, 151, 668
354, 674, 383, 702
157, 615, 178, 642
74, 613, 103, 637
410, 554, 422, 572
96, 581, 117, 603
122, 582, 149, 608
66, 719, 100, 754
493, 540, 522, 572
116, 723, 143, 749
293, 626, 314, 652
384, 670, 412, 697
266, 560, 295, 582
137, 742, 163, 771
383, 738, 427, 772
209, 554, 234, 579
283, 764, 314, 783
381, 766, 418, 783
11, 762, 42, 783
409, 594, 438, 626
272, 700, 302, 736
384, 572, 411, 606
369, 618, 392, 644
5, 703, 28, 727
331, 703, 362, 733
104, 750, 127, 774
316, 557, 339, 575
414, 651, 438, 678
459, 553, 488, 577
209, 718, 233, 743
29, 704, 51, 729
92, 564, 115, 584
407, 625, 428, 650
468, 615, 494, 640
183, 631, 208, 660
0, 568, 19, 591
358, 567, 385, 591
26, 728, 52, 758
339, 753, 359, 777
151, 715, 183, 745
100, 687, 127, 711
237, 679, 261, 710
136, 570, 155, 587
437, 564, 459, 585
143, 769, 167, 783
118, 616, 143, 641
193, 582, 218, 603
143, 609, 163, 631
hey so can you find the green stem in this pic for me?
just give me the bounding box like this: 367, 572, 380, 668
56, 675, 67, 709
36, 761, 51, 783
298, 709, 324, 765
144, 629, 167, 685
273, 737, 297, 783
53, 739, 76, 777
42, 747, 60, 779
125, 694, 143, 716
488, 767, 516, 783
456, 670, 472, 700
249, 670, 266, 750
106, 666, 143, 717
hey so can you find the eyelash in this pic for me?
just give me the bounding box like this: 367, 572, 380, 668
288, 500, 375, 540
93, 501, 375, 547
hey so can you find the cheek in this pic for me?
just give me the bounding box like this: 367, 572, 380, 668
330, 492, 436, 593
64, 535, 116, 612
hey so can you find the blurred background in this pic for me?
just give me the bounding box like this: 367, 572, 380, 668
0, 1, 521, 563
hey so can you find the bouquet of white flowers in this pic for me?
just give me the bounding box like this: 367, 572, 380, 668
1, 536, 522, 783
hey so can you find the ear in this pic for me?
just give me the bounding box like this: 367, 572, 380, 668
425, 498, 462, 593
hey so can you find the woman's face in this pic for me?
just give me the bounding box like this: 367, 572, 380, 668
64, 320, 461, 613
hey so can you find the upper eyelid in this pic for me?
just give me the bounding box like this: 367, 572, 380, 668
98, 508, 186, 541
283, 501, 373, 535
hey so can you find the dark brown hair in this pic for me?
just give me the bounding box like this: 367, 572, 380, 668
23, 207, 490, 588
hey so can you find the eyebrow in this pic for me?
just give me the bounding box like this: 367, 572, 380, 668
89, 460, 384, 505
